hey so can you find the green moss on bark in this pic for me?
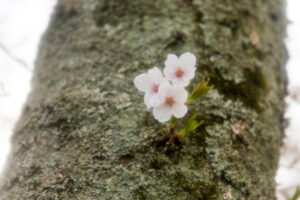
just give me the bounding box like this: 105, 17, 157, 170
204, 66, 268, 111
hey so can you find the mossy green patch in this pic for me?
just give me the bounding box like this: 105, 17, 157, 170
173, 172, 220, 200
203, 65, 268, 112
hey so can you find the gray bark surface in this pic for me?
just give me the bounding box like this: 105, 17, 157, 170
0, 0, 286, 199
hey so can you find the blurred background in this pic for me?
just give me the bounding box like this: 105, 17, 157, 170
0, 0, 299, 199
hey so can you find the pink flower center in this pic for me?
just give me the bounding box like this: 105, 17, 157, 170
165, 97, 175, 106
152, 84, 159, 93
175, 68, 184, 78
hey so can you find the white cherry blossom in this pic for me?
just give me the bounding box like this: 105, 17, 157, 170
164, 52, 196, 87
153, 82, 188, 122
134, 67, 169, 109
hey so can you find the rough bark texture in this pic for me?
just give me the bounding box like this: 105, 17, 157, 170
0, 0, 286, 199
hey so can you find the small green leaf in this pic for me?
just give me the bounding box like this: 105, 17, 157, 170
179, 113, 204, 137
187, 77, 214, 104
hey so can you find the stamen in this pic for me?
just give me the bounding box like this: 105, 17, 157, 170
152, 84, 159, 93
166, 97, 175, 106
175, 68, 184, 78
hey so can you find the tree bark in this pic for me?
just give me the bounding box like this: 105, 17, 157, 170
0, 0, 287, 199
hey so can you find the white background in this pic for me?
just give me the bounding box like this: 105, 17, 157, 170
0, 1, 299, 199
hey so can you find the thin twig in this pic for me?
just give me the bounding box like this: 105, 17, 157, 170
0, 42, 32, 72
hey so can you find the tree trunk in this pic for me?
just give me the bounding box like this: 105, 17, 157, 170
0, 0, 287, 199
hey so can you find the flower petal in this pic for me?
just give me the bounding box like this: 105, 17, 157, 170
171, 78, 190, 87
153, 104, 172, 122
164, 54, 179, 81
172, 87, 188, 102
179, 52, 196, 69
158, 82, 172, 97
144, 92, 162, 109
164, 66, 176, 81
134, 73, 150, 92
172, 103, 188, 118
148, 67, 163, 83
183, 66, 196, 80
165, 54, 179, 67
159, 78, 170, 86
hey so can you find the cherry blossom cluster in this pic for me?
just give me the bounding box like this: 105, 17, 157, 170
134, 52, 196, 123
